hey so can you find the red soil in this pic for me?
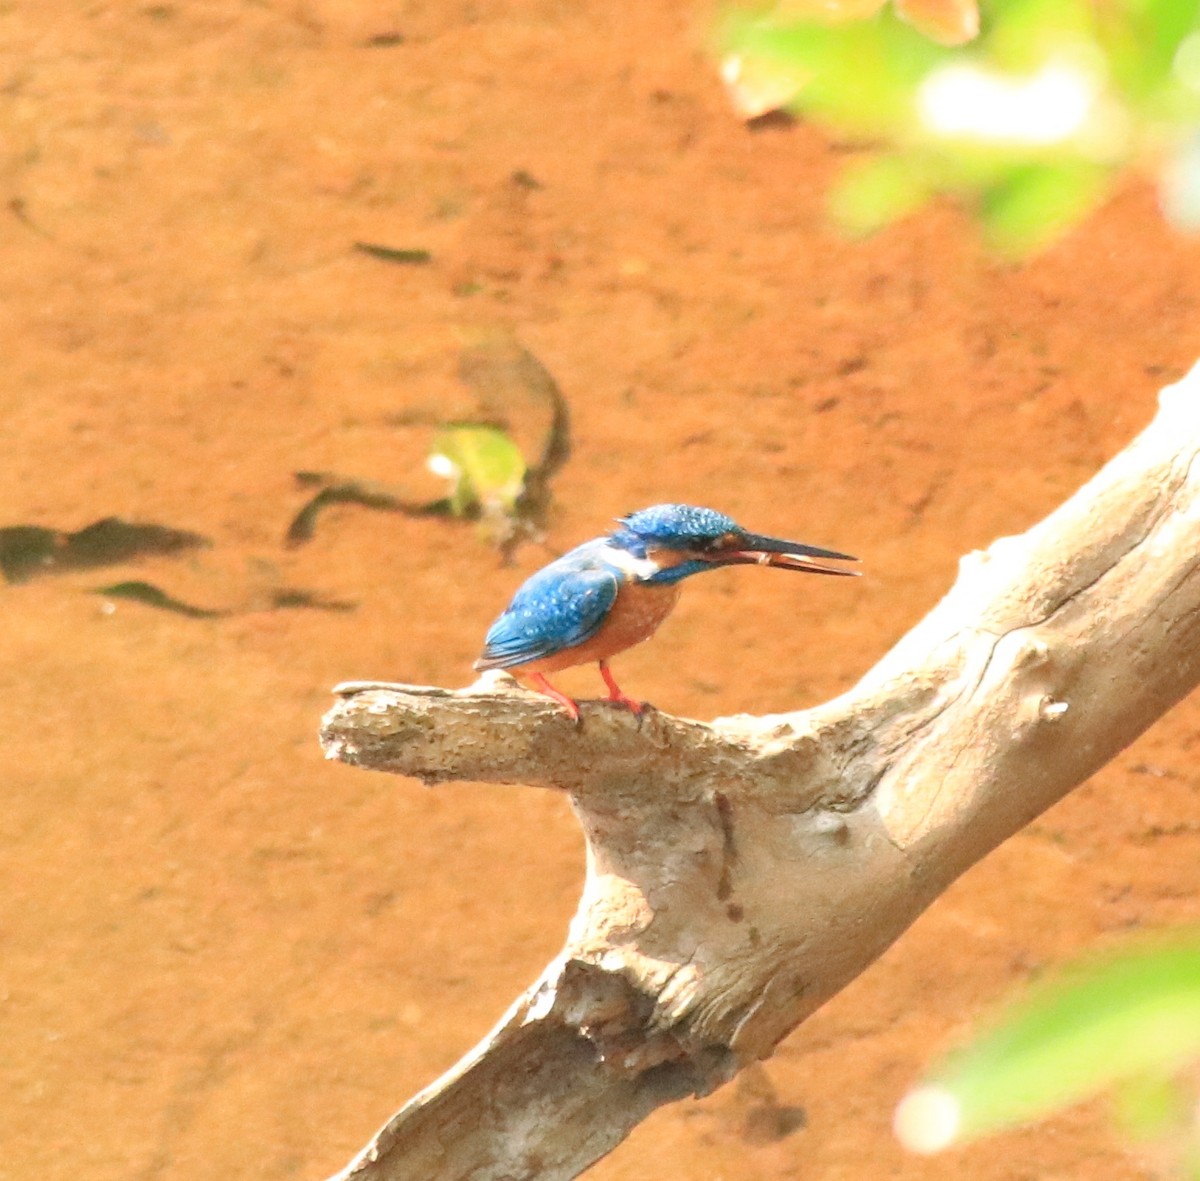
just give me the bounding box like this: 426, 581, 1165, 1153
2, 4, 1198, 1180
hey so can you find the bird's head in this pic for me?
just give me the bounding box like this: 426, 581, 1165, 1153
609, 504, 858, 577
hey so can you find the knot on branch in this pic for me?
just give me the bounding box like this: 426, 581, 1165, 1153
531, 957, 736, 1091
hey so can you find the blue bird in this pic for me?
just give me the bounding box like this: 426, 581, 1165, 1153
475, 504, 858, 720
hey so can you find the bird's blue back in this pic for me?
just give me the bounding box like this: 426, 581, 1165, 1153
476, 540, 622, 670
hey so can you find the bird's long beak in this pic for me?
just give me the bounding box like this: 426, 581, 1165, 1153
704, 533, 860, 576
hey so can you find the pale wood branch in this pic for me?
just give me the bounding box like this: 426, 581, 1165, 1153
318, 361, 1200, 1181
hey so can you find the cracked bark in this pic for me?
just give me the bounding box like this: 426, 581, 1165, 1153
317, 361, 1200, 1181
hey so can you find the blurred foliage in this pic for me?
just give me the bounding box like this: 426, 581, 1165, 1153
717, 0, 1200, 251
454, 329, 571, 545
428, 424, 528, 521
286, 332, 570, 561
896, 931, 1200, 1177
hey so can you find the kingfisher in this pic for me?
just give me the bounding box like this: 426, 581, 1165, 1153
474, 504, 858, 720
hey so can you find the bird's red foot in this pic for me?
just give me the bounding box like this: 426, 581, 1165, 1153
599, 661, 645, 715
528, 673, 582, 723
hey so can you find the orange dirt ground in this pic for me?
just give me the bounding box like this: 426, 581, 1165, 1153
2, 4, 1199, 1180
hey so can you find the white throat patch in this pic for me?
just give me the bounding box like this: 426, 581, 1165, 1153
604, 545, 661, 580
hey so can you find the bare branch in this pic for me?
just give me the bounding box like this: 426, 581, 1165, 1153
319, 362, 1200, 1181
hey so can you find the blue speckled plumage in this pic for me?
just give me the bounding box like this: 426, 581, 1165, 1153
614, 505, 738, 550
475, 503, 858, 719
476, 540, 620, 670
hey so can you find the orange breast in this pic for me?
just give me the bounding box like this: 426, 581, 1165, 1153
517, 580, 681, 675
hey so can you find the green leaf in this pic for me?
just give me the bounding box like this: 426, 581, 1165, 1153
799, 16, 948, 132
428, 424, 527, 518
721, 9, 947, 134
984, 0, 1098, 73
979, 160, 1110, 252
831, 154, 932, 233
1113, 1072, 1189, 1143
713, 0, 1200, 253
1108, 0, 1200, 104
913, 934, 1200, 1142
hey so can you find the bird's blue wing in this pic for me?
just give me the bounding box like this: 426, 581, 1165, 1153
476, 559, 619, 670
